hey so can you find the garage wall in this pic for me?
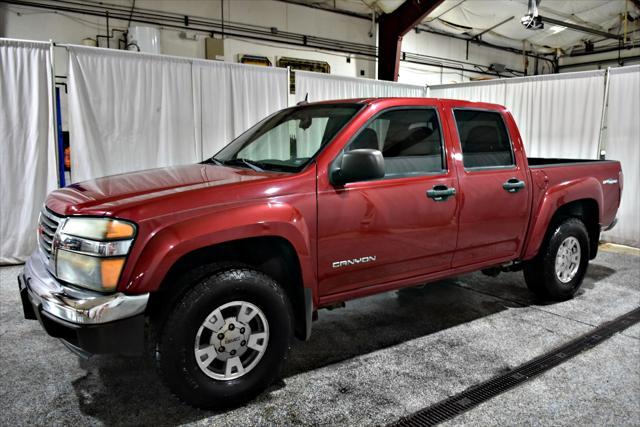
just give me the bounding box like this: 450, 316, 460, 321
559, 47, 640, 73
1, 1, 633, 86
2, 0, 547, 88
398, 29, 538, 86
0, 0, 376, 78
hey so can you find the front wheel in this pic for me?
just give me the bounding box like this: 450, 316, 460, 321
157, 267, 293, 409
523, 218, 590, 301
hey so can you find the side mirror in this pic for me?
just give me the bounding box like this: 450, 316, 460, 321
330, 149, 385, 186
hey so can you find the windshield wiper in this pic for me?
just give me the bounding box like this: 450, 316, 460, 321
203, 157, 223, 166
221, 158, 265, 172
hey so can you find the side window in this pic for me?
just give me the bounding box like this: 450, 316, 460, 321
454, 110, 514, 169
347, 108, 445, 177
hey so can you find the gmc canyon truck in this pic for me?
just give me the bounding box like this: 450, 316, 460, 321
19, 98, 621, 408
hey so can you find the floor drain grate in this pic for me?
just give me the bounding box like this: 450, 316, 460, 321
390, 307, 640, 427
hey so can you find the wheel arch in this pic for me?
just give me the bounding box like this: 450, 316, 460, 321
552, 199, 599, 258
147, 236, 313, 341
524, 197, 600, 261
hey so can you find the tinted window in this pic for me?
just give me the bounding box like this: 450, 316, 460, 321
347, 108, 445, 177
454, 110, 514, 168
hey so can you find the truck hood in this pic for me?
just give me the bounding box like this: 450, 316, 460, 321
46, 163, 280, 216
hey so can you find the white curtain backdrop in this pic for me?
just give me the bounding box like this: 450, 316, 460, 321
10, 42, 635, 251
504, 71, 605, 159
68, 46, 289, 181
602, 65, 640, 247
193, 60, 288, 157
429, 70, 606, 159
295, 70, 426, 103
68, 46, 199, 183
428, 79, 507, 105
0, 39, 58, 264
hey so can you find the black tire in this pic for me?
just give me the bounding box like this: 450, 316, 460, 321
157, 267, 293, 409
523, 218, 590, 301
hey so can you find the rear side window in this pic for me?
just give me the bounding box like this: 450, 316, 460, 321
454, 109, 514, 169
347, 108, 445, 178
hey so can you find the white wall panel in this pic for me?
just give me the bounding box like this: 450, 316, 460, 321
602, 65, 640, 247
0, 39, 57, 263
67, 46, 200, 183
429, 80, 507, 104
429, 70, 606, 159
504, 71, 605, 159
193, 59, 288, 157
67, 45, 289, 181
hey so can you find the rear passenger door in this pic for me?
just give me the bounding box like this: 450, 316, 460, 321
449, 108, 531, 267
317, 106, 459, 297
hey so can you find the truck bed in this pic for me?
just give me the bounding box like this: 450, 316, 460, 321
527, 157, 618, 168
526, 157, 622, 241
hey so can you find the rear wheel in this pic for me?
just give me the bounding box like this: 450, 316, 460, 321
523, 218, 590, 301
157, 267, 293, 409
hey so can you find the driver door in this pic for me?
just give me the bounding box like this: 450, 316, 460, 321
316, 106, 459, 297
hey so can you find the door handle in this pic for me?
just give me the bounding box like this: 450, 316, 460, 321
427, 185, 456, 201
503, 178, 526, 193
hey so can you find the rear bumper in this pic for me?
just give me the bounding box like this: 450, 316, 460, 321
19, 252, 149, 355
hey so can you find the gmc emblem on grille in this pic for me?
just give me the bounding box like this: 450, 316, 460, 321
332, 256, 377, 269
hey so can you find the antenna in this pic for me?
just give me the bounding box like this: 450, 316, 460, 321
297, 93, 309, 106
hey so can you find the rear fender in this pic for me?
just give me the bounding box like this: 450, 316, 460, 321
522, 177, 603, 260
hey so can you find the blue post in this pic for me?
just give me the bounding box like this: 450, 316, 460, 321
55, 87, 66, 187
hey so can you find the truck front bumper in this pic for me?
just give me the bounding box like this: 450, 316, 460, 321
18, 252, 149, 356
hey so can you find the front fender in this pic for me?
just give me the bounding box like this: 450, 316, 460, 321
120, 201, 315, 294
522, 176, 603, 260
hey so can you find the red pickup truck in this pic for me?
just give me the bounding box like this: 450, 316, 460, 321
19, 97, 621, 408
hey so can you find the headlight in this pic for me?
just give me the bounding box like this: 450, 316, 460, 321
54, 218, 136, 292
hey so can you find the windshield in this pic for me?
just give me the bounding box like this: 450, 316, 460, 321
211, 104, 363, 172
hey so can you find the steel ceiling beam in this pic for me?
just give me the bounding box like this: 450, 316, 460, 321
540, 15, 622, 40
378, 0, 445, 81
277, 0, 372, 20
474, 16, 514, 39
424, 0, 466, 23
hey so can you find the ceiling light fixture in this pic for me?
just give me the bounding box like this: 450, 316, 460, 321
521, 0, 544, 30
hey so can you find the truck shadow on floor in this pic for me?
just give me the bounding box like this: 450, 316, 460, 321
71, 266, 615, 426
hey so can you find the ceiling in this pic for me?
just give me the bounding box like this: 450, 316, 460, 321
286, 0, 640, 54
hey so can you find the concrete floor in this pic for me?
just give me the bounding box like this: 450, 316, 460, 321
0, 249, 638, 426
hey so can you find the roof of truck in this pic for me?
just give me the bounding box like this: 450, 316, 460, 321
303, 97, 507, 110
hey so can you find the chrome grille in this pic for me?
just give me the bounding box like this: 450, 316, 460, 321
38, 208, 63, 261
